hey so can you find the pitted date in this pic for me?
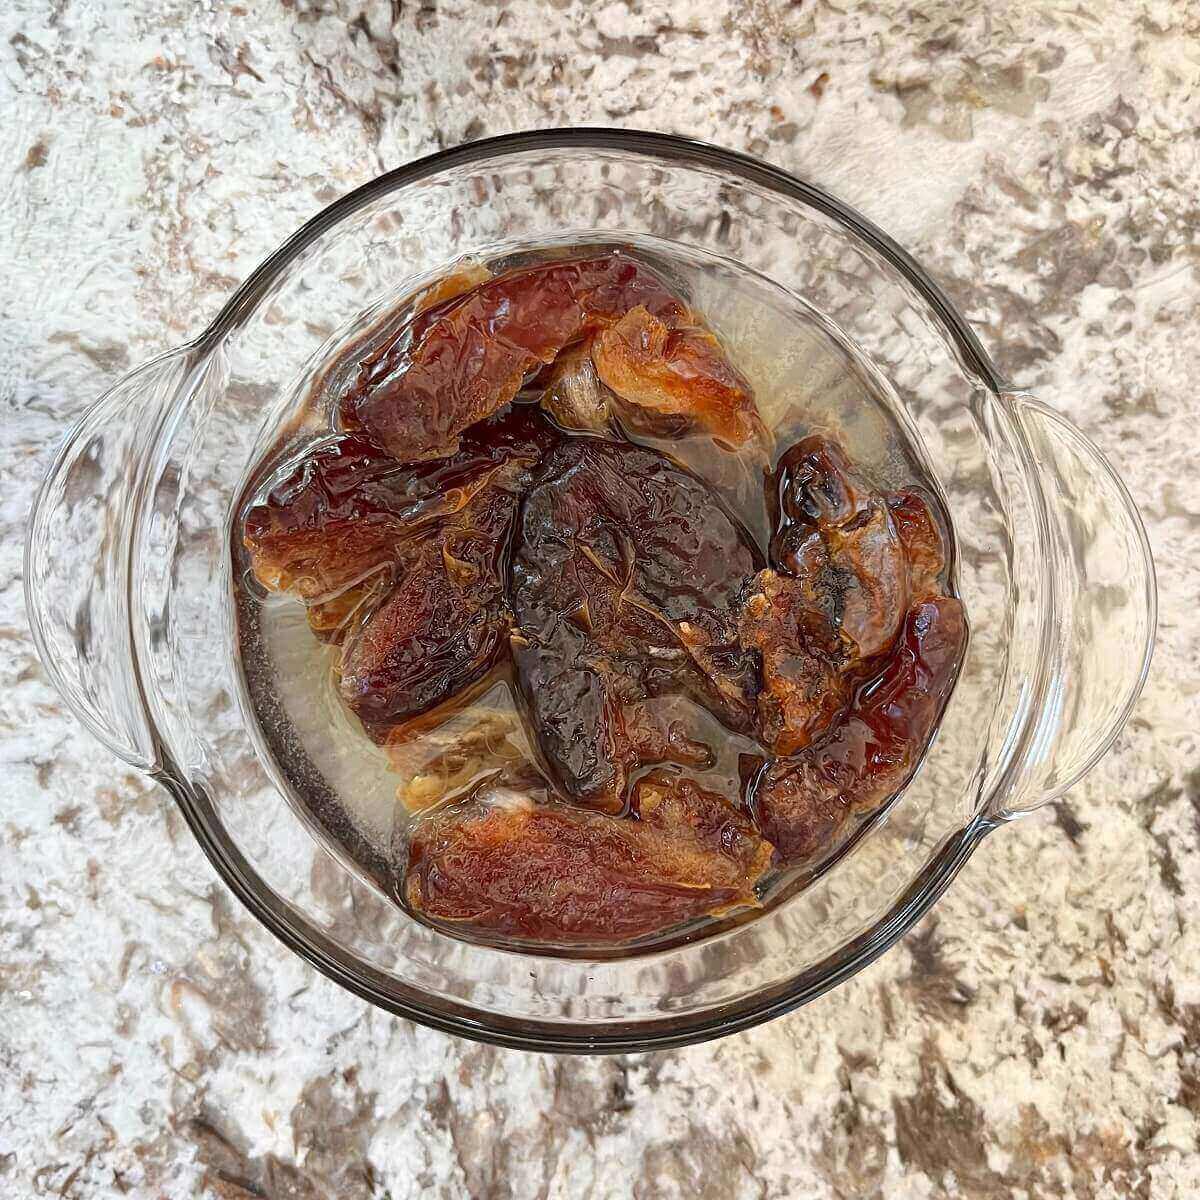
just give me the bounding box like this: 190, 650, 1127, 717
590, 304, 766, 448
404, 771, 771, 941
243, 432, 415, 639
342, 251, 762, 462
509, 436, 761, 810
769, 435, 909, 660
734, 435, 941, 755
750, 595, 967, 864
336, 477, 519, 736
244, 405, 561, 639
736, 568, 851, 755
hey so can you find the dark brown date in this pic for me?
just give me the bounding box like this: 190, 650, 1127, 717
736, 568, 851, 755
769, 435, 909, 660
336, 473, 519, 737
342, 252, 762, 462
735, 435, 926, 755
243, 405, 561, 642
510, 436, 761, 811
243, 431, 416, 639
405, 771, 771, 942
750, 594, 967, 864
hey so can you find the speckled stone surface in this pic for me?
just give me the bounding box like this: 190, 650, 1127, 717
2, 2, 1198, 1196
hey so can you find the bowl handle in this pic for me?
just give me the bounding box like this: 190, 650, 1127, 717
992, 395, 1157, 819
24, 350, 191, 770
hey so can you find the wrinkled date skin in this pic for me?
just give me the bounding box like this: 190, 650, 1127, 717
886, 488, 947, 595
244, 405, 561, 634
589, 304, 767, 448
510, 436, 761, 811
244, 405, 564, 731
737, 435, 922, 755
736, 568, 851, 756
769, 436, 909, 660
751, 594, 967, 865
336, 477, 518, 737
342, 251, 763, 462
743, 439, 962, 864
243, 431, 423, 639
405, 772, 772, 941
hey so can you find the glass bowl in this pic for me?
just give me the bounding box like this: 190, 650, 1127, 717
25, 130, 1155, 1052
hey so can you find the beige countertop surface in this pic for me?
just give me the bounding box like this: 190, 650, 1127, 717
1, 2, 1197, 1196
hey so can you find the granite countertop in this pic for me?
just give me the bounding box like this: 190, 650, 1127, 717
2, 2, 1197, 1196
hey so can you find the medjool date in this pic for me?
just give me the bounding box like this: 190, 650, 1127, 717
244, 405, 561, 637
405, 771, 771, 942
343, 252, 763, 462
246, 406, 563, 732
590, 304, 766, 448
336, 471, 520, 737
736, 435, 930, 755
736, 567, 850, 755
770, 435, 908, 660
509, 436, 761, 810
750, 595, 967, 864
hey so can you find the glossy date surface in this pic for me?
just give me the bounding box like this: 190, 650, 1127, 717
342, 251, 762, 462
509, 436, 760, 810
405, 771, 772, 941
749, 595, 967, 864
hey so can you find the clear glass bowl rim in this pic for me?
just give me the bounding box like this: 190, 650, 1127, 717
34, 128, 1101, 1053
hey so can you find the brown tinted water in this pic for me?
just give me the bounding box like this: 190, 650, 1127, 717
232, 241, 964, 953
